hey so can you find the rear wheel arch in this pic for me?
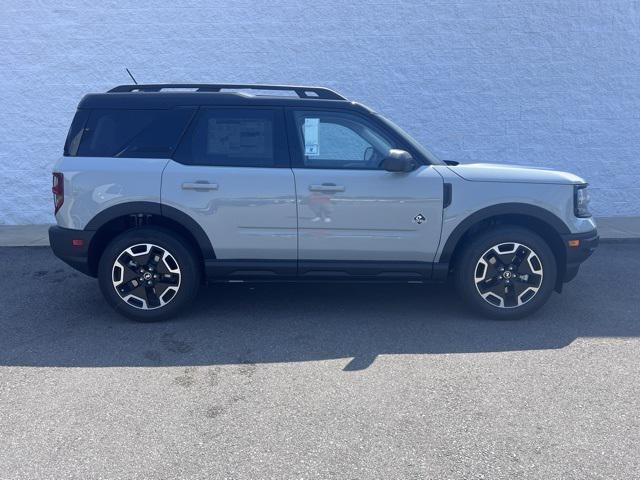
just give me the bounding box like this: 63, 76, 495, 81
85, 202, 214, 276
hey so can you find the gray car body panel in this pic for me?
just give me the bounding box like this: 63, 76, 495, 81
161, 160, 297, 260
53, 156, 168, 230
448, 163, 586, 185
293, 165, 444, 262
53, 157, 596, 264
433, 165, 596, 262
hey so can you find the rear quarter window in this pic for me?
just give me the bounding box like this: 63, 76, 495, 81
63, 110, 89, 156
74, 108, 195, 158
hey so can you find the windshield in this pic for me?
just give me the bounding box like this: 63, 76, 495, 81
375, 113, 445, 165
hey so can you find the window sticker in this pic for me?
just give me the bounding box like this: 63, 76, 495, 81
303, 118, 320, 156
207, 118, 269, 157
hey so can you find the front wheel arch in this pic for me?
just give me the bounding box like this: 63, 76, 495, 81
444, 210, 567, 291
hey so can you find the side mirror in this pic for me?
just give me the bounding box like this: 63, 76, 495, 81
382, 149, 416, 173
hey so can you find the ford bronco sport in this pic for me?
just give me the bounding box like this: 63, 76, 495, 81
49, 84, 598, 321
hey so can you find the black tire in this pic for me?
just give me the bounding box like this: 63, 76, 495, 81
454, 226, 557, 320
98, 227, 200, 322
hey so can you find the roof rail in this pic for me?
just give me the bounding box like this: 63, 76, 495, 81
107, 83, 347, 100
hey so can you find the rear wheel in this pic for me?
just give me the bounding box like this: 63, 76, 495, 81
455, 226, 557, 320
98, 227, 200, 322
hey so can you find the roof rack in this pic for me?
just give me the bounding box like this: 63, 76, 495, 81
107, 83, 347, 100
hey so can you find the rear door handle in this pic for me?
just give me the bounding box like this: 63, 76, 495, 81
309, 183, 345, 193
181, 182, 219, 191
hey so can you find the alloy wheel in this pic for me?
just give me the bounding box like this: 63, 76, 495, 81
112, 243, 181, 310
474, 242, 544, 309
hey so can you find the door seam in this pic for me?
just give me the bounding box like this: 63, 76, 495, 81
291, 168, 300, 274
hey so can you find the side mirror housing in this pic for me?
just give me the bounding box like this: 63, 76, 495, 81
382, 149, 416, 172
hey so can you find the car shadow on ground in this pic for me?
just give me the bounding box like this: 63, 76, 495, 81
0, 245, 638, 370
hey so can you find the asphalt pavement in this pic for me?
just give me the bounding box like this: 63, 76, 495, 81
0, 244, 639, 479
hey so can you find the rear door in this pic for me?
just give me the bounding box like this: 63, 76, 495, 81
288, 109, 444, 272
162, 107, 297, 272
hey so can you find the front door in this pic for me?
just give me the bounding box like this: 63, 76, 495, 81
288, 109, 444, 273
162, 107, 297, 273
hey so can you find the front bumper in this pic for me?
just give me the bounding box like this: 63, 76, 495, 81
49, 226, 96, 277
560, 228, 599, 283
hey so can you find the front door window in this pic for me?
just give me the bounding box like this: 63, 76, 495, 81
292, 111, 394, 170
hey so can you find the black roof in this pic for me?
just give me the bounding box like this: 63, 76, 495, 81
78, 83, 369, 112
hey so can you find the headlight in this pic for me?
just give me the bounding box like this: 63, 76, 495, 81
574, 185, 591, 218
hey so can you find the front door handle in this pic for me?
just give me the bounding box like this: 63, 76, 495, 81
309, 183, 345, 193
182, 182, 219, 191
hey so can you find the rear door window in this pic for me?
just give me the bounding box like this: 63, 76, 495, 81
76, 108, 194, 158
173, 108, 288, 167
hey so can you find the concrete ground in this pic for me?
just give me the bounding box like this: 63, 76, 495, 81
0, 244, 639, 479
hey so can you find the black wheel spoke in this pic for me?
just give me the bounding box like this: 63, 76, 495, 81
157, 273, 180, 285
528, 272, 542, 285
511, 247, 528, 269
485, 250, 506, 268
119, 253, 141, 274
477, 275, 502, 295
147, 247, 163, 269
145, 286, 161, 308
515, 272, 542, 286
118, 278, 141, 295
503, 283, 519, 307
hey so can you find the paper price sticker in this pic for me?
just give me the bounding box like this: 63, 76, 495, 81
303, 118, 320, 156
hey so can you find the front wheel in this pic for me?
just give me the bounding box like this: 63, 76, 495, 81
98, 227, 200, 322
455, 226, 557, 320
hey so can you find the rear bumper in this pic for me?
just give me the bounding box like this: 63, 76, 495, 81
48, 226, 96, 277
561, 228, 599, 283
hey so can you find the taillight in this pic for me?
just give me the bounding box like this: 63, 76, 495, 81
52, 172, 64, 214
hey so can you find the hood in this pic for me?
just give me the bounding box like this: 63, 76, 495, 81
448, 163, 585, 185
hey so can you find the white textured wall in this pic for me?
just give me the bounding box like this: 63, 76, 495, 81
1, 0, 639, 224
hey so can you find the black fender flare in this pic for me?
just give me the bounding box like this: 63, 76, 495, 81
84, 201, 215, 259
438, 203, 570, 264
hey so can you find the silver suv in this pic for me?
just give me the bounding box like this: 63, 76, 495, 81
49, 84, 598, 321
